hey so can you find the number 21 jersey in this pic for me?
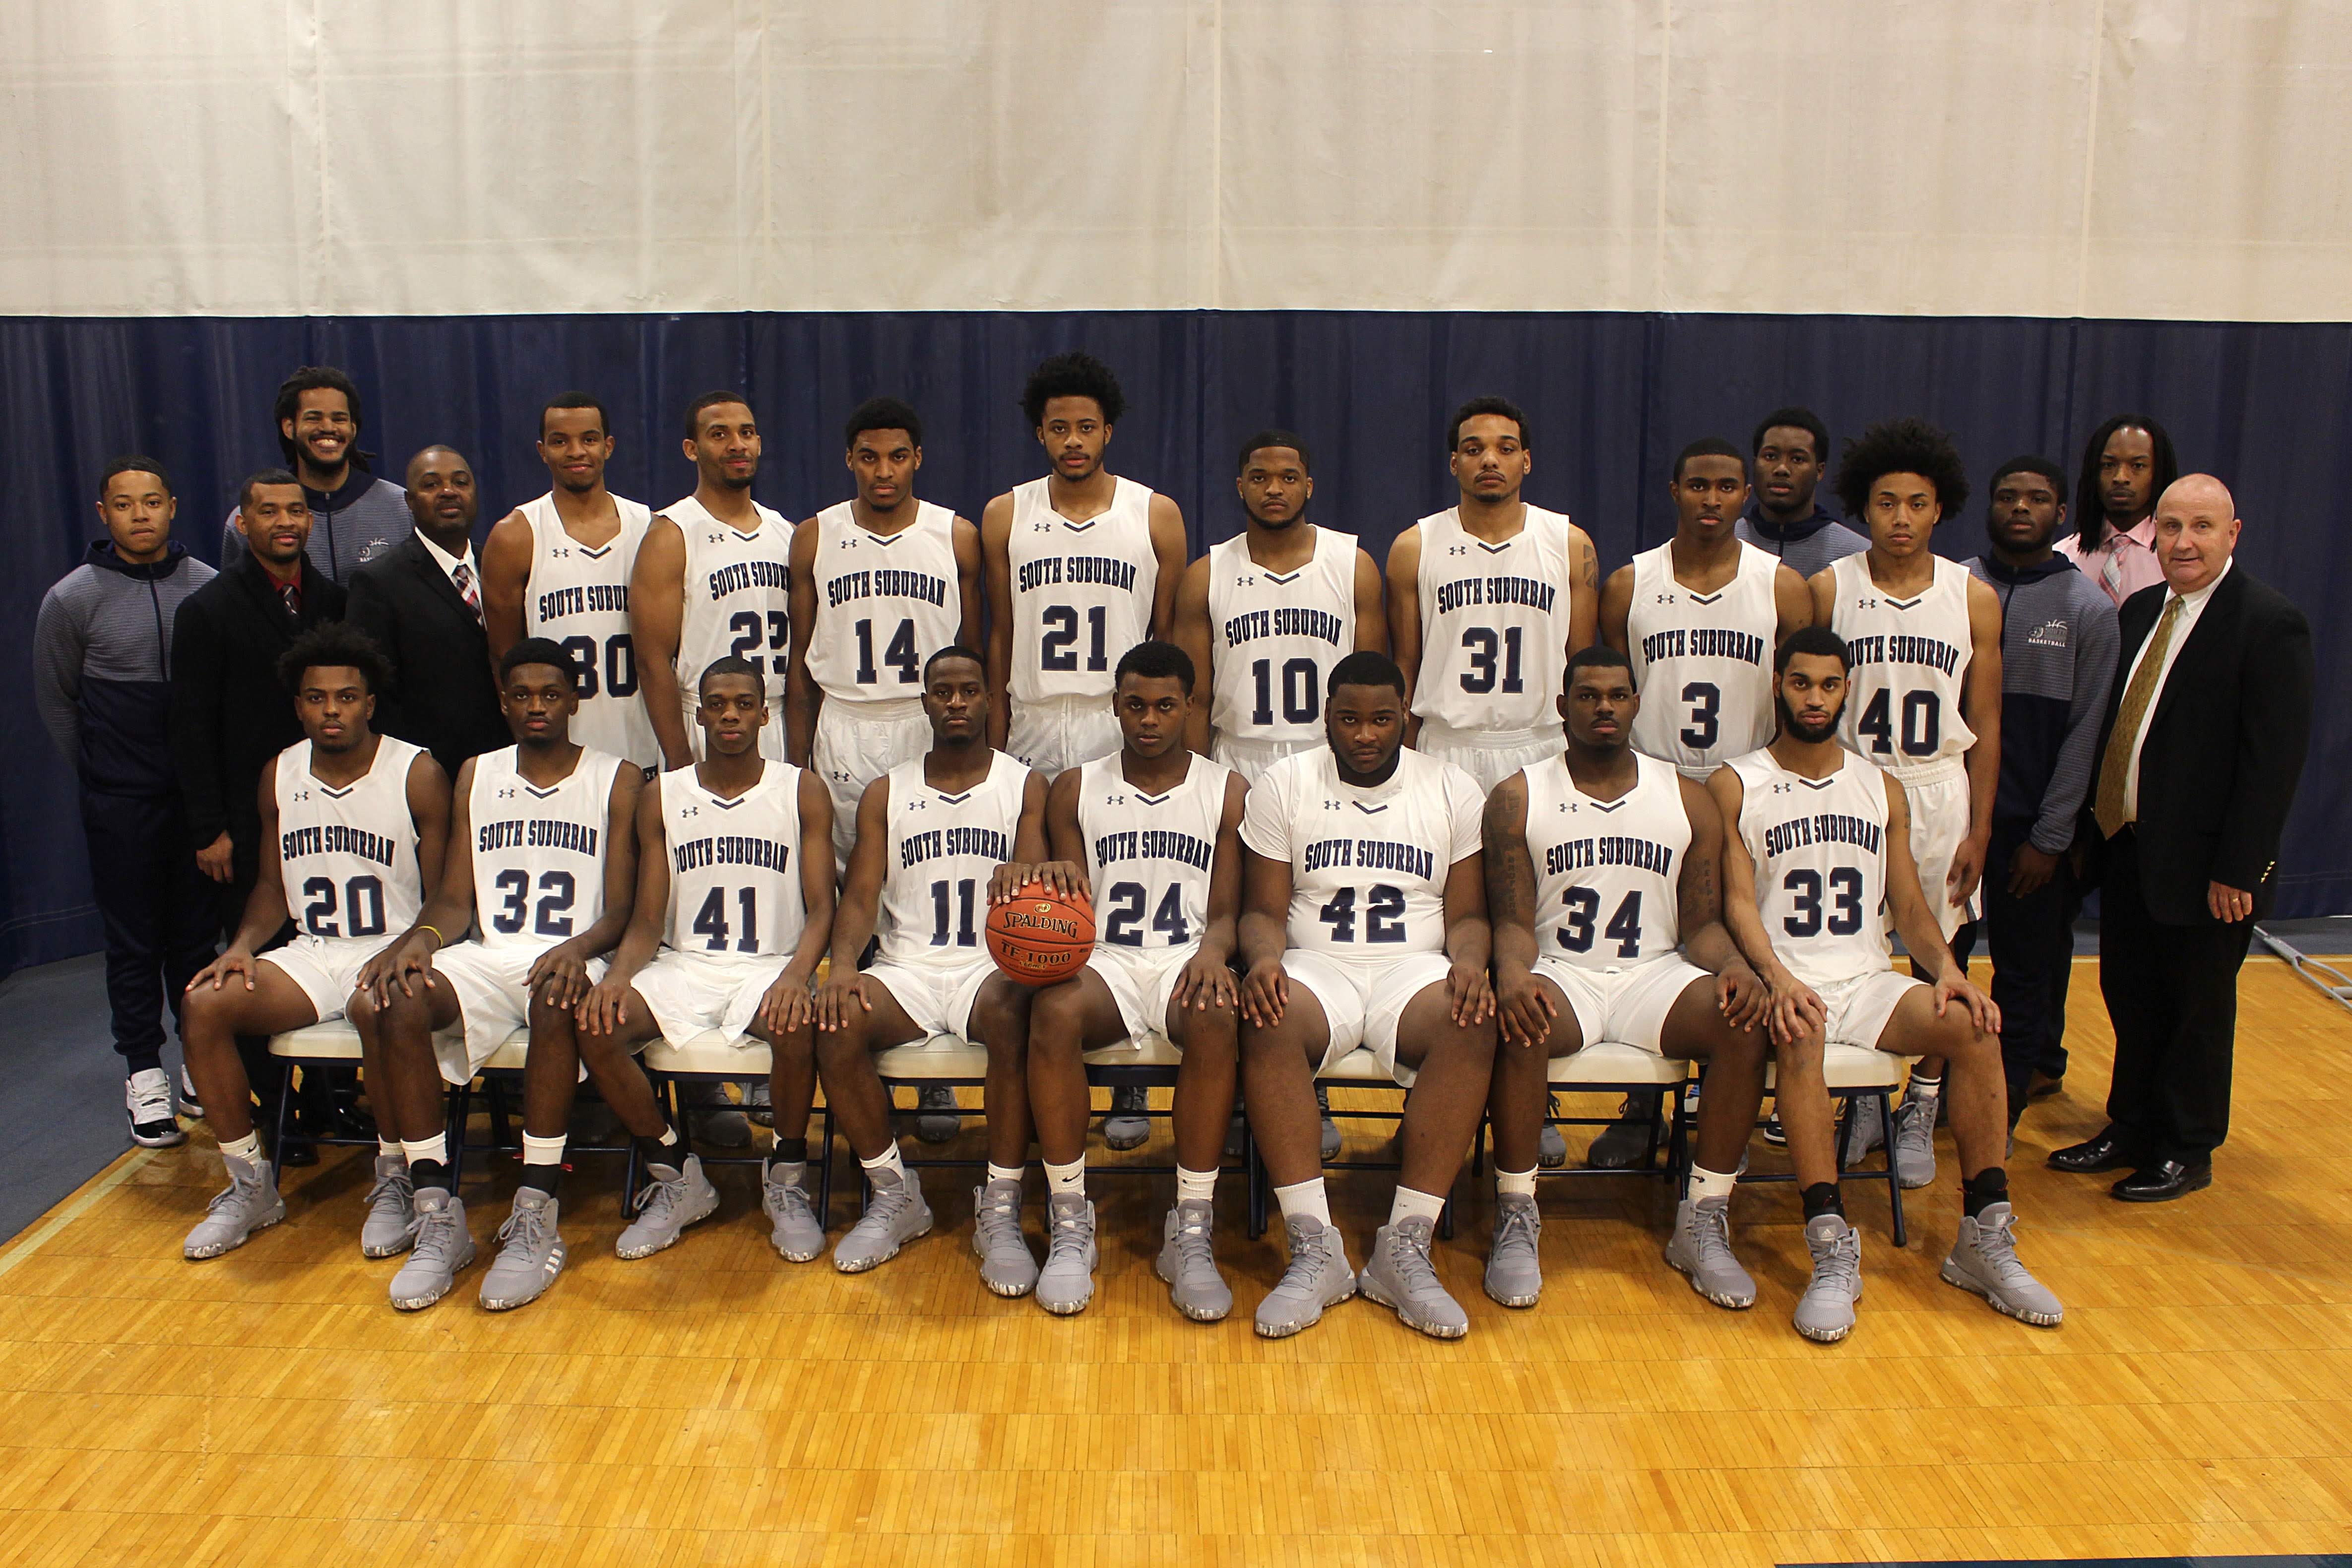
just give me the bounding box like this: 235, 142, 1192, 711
876, 750, 1028, 965
1728, 746, 1892, 989
1007, 476, 1158, 703
468, 745, 626, 952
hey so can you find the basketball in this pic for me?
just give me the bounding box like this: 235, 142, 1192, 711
984, 883, 1095, 985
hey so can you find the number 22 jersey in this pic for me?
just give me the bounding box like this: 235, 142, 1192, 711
1728, 745, 1893, 989
468, 745, 627, 952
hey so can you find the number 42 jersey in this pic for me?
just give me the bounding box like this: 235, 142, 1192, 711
1728, 745, 1894, 989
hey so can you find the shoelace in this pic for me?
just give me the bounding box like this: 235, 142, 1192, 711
408, 1205, 464, 1266
204, 1178, 258, 1218
1973, 1212, 2036, 1284
1385, 1221, 1443, 1291
1169, 1208, 1216, 1270
496, 1200, 550, 1250
973, 1191, 1023, 1249
1494, 1199, 1540, 1254
633, 1170, 689, 1219
767, 1179, 814, 1221
1045, 1204, 1091, 1261
1690, 1201, 1738, 1261
1808, 1226, 1862, 1294
1277, 1226, 1333, 1291
366, 1169, 413, 1214
130, 1081, 174, 1121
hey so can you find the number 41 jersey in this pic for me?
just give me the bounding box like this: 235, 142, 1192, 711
468, 745, 627, 952
1522, 751, 1688, 970
659, 760, 808, 958
1728, 746, 1893, 989
1242, 746, 1483, 961
275, 736, 426, 943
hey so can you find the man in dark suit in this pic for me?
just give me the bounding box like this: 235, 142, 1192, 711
345, 447, 507, 779
2051, 473, 2313, 1200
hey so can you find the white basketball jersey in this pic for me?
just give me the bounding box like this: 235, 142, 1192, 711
1522, 751, 1689, 970
1205, 527, 1357, 752
519, 492, 657, 767
1006, 476, 1158, 703
274, 736, 426, 942
1828, 553, 1978, 781
1078, 752, 1229, 956
669, 493, 794, 707
876, 749, 1029, 966
660, 761, 807, 959
1626, 540, 1780, 777
467, 745, 626, 952
1240, 746, 1484, 962
803, 500, 961, 710
1729, 746, 1894, 989
1412, 504, 1579, 733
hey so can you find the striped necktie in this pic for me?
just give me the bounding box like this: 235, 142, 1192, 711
452, 562, 482, 625
2093, 595, 2185, 838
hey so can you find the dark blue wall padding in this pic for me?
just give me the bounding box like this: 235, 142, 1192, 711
5, 309, 2348, 970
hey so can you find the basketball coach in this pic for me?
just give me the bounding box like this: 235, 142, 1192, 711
2052, 473, 2313, 1201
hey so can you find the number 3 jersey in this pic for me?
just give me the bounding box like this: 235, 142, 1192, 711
1006, 475, 1158, 704
468, 745, 628, 951
1242, 746, 1483, 962
876, 749, 1029, 965
1827, 552, 1977, 784
1728, 745, 1894, 989
1521, 751, 1689, 970
1625, 539, 1779, 777
659, 760, 808, 959
275, 736, 427, 944
1077, 752, 1230, 957
518, 492, 658, 768
802, 500, 961, 717
669, 493, 793, 757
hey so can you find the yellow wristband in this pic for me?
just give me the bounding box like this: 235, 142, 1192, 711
416, 924, 446, 949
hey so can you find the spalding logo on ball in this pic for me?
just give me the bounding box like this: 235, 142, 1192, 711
985, 884, 1096, 985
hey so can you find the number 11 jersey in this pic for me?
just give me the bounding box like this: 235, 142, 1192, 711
1728, 745, 1893, 989
876, 750, 1029, 964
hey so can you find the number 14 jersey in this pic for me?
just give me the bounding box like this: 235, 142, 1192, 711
1728, 745, 1893, 989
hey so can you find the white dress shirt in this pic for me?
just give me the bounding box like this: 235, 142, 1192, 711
2120, 556, 2231, 821
413, 528, 479, 594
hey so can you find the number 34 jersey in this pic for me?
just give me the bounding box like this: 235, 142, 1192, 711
1521, 751, 1689, 970
467, 745, 627, 952
659, 760, 808, 959
275, 736, 427, 942
876, 750, 1029, 965
1077, 752, 1231, 955
1241, 746, 1483, 963
1728, 745, 1894, 989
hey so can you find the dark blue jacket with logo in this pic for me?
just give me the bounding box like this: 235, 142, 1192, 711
34, 540, 218, 796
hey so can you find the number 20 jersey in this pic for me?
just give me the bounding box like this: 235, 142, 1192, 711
468, 745, 626, 952
1241, 746, 1483, 963
275, 736, 426, 942
1728, 746, 1893, 989
659, 761, 807, 958
876, 749, 1029, 965
1077, 752, 1230, 956
1624, 539, 1779, 777
1521, 751, 1688, 970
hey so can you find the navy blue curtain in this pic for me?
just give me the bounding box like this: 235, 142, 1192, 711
6, 310, 2347, 970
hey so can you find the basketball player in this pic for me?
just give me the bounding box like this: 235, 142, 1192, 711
571, 657, 837, 1284
982, 351, 1188, 776
178, 624, 449, 1261
363, 639, 643, 1312
1023, 641, 1248, 1318
786, 397, 983, 869
481, 392, 660, 768
634, 392, 793, 768
1238, 650, 1496, 1340
1811, 420, 2002, 1189
1388, 396, 1598, 792
1481, 646, 1771, 1311
812, 646, 1070, 1296
1170, 430, 1386, 784
1711, 627, 2060, 1341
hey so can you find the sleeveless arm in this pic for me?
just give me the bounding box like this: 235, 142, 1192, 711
952, 513, 985, 649
1169, 558, 1216, 754
602, 773, 672, 986
403, 751, 454, 907
631, 515, 693, 769
1598, 563, 1635, 652
783, 517, 822, 766
1385, 526, 1425, 743
1350, 547, 1389, 654
980, 494, 1016, 749
1565, 524, 1599, 656
479, 509, 534, 668
1145, 493, 1188, 640
829, 776, 890, 970
1772, 564, 1813, 645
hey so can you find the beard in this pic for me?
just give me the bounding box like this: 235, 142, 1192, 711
1775, 693, 1841, 743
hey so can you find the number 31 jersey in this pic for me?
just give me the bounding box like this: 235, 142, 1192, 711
1728, 745, 1893, 989
519, 492, 657, 767
275, 736, 426, 943
1625, 540, 1778, 777
1078, 752, 1230, 955
1242, 746, 1483, 962
1828, 552, 1977, 783
876, 750, 1029, 965
1411, 503, 1579, 735
660, 760, 807, 959
468, 745, 626, 952
1521, 751, 1688, 970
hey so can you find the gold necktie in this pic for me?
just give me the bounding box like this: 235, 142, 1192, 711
2094, 595, 2185, 838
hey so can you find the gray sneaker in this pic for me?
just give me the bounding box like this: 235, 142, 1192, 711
359, 1154, 415, 1259
763, 1166, 824, 1262
1537, 1094, 1567, 1169
1036, 1192, 1098, 1314
616, 1155, 720, 1259
1794, 1213, 1863, 1342
971, 1177, 1039, 1297
745, 1080, 773, 1127
1104, 1085, 1150, 1151
388, 1189, 475, 1311
1941, 1202, 2063, 1326
915, 1084, 962, 1143
832, 1166, 932, 1272
182, 1153, 285, 1260
479, 1188, 566, 1311
685, 1083, 753, 1149
1360, 1215, 1469, 1339
1586, 1095, 1661, 1170
1664, 1194, 1758, 1310
1254, 1215, 1355, 1337
1154, 1199, 1232, 1321
1843, 1101, 1887, 1164
1892, 1087, 1940, 1189
1317, 1085, 1341, 1162
1483, 1191, 1543, 1308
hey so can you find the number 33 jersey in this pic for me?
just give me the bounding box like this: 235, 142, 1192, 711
467, 745, 627, 952
659, 760, 808, 959
1521, 751, 1689, 970
1728, 745, 1894, 989
1242, 746, 1483, 962
274, 736, 427, 943
1077, 752, 1231, 956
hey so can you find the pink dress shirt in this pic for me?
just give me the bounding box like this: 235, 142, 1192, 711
2056, 515, 2166, 607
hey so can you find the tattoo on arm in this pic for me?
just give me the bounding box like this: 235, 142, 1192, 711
1482, 787, 1535, 927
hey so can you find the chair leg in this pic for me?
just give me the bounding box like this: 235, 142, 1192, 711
1879, 1092, 1907, 1248
271, 1063, 300, 1192
1247, 1122, 1267, 1240
445, 1085, 467, 1191
813, 1105, 832, 1236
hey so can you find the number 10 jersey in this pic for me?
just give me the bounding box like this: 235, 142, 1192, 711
1728, 745, 1893, 989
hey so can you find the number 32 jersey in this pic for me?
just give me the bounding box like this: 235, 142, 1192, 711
468, 745, 627, 952
1078, 752, 1230, 956
1521, 751, 1688, 970
1728, 746, 1893, 989
660, 760, 807, 959
275, 736, 426, 943
1242, 747, 1483, 963
1827, 552, 1977, 783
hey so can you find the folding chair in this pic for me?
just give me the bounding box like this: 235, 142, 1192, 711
1495, 1041, 1696, 1188
456, 1028, 638, 1194
265, 1023, 417, 1186
1744, 1044, 1912, 1246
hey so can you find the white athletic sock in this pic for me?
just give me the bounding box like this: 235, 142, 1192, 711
400, 1133, 448, 1170
1175, 1165, 1218, 1205
859, 1143, 906, 1181
521, 1132, 567, 1167
654, 1124, 680, 1148
1496, 1166, 1538, 1198
1388, 1186, 1447, 1228
774, 1161, 808, 1187
985, 1162, 1024, 1188
1044, 1158, 1086, 1196
1907, 1072, 1944, 1100
1686, 1163, 1739, 1204
219, 1131, 263, 1169
377, 1138, 402, 1161
1273, 1177, 1331, 1230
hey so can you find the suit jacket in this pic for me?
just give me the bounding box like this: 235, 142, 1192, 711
168, 554, 349, 852
2087, 564, 2313, 925
344, 534, 509, 780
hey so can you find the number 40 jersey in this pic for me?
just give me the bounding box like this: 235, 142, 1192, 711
1728, 745, 1894, 989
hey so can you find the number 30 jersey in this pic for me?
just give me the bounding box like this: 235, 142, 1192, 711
1728, 746, 1893, 989
1006, 476, 1158, 704
1242, 746, 1483, 963
1625, 540, 1779, 777
1828, 552, 1977, 784
876, 750, 1028, 965
519, 492, 657, 767
274, 736, 426, 943
1521, 751, 1688, 970
1077, 752, 1230, 956
468, 745, 627, 952
659, 760, 807, 959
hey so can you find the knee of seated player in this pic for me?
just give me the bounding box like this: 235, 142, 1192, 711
1933, 1005, 1998, 1067
1771, 1030, 1826, 1078
967, 976, 1033, 1052
1175, 994, 1238, 1060
752, 1011, 815, 1059
1025, 980, 1090, 1059
346, 986, 380, 1031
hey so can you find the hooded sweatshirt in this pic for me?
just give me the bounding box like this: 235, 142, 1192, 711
1967, 551, 2120, 852
1734, 500, 1870, 581
219, 466, 408, 583
34, 539, 218, 795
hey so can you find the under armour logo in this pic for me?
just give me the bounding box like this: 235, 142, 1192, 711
1558, 800, 1575, 812
1447, 545, 1468, 557
838, 539, 858, 550
1030, 522, 1053, 534
550, 546, 572, 559
496, 787, 518, 799
1770, 781, 1794, 795
1323, 799, 1343, 811
679, 805, 699, 817
1655, 594, 1676, 604
1856, 598, 1879, 610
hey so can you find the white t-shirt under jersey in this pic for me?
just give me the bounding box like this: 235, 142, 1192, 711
1827, 552, 1978, 783
1729, 745, 1895, 990
466, 745, 626, 953
519, 492, 657, 767
803, 500, 961, 716
1412, 503, 1580, 735
1006, 476, 1158, 704
1521, 750, 1689, 969
658, 760, 807, 958
1625, 539, 1780, 778
274, 736, 427, 942
1204, 526, 1358, 753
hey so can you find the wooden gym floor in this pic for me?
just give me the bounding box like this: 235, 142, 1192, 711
1, 957, 2348, 1568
